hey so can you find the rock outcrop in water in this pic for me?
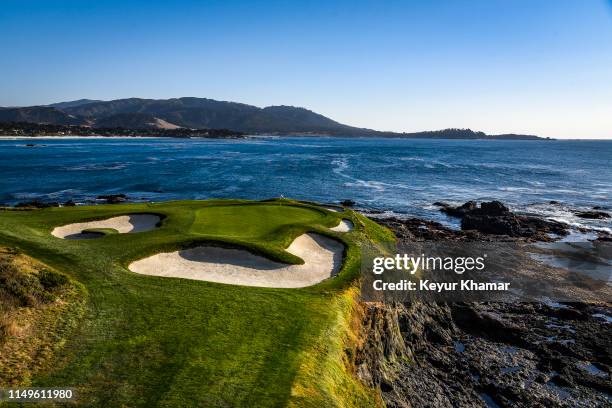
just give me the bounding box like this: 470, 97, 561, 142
14, 200, 60, 209
575, 210, 610, 220
340, 199, 356, 207
435, 200, 569, 240
374, 216, 498, 242
96, 194, 128, 204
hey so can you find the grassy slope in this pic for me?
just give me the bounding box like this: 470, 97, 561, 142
0, 248, 85, 386
0, 199, 394, 407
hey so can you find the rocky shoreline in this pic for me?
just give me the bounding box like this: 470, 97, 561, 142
356, 301, 611, 407
364, 199, 611, 243
10, 193, 134, 208
356, 200, 611, 407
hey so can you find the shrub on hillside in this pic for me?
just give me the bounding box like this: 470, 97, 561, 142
38, 269, 69, 289
0, 253, 72, 343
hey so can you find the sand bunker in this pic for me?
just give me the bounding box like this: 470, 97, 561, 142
52, 214, 161, 240
129, 233, 344, 288
330, 219, 354, 232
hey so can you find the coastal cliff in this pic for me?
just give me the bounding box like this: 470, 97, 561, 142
353, 206, 611, 407
355, 299, 611, 407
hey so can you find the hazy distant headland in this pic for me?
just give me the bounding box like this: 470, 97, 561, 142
0, 97, 547, 140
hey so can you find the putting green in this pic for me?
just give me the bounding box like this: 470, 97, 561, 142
0, 199, 394, 407
191, 203, 329, 241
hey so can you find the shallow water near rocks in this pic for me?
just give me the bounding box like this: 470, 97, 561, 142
592, 313, 612, 324
575, 361, 609, 378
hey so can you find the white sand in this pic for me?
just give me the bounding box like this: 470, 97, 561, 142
129, 233, 344, 288
52, 214, 161, 240
330, 219, 354, 232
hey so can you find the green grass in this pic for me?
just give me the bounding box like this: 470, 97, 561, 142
80, 228, 119, 236
0, 199, 394, 407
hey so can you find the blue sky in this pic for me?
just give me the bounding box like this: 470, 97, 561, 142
1, 0, 611, 138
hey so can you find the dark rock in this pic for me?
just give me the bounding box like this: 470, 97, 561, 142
96, 194, 127, 204
435, 200, 568, 240
374, 217, 489, 242
476, 200, 509, 216
575, 210, 610, 219
435, 201, 476, 217
15, 200, 59, 209
549, 200, 560, 205
357, 300, 612, 407
461, 214, 520, 236
462, 213, 569, 240
595, 233, 612, 242
340, 199, 355, 207
450, 304, 528, 346
438, 200, 508, 217
375, 213, 569, 243
25, 143, 35, 147
97, 193, 127, 199
524, 216, 569, 235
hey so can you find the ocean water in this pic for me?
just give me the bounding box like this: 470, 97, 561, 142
1, 137, 610, 233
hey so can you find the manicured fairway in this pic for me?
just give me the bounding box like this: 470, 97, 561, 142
0, 199, 394, 407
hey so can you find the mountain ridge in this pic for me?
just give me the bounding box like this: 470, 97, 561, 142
0, 97, 546, 139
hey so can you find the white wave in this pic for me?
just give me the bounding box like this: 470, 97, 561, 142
331, 157, 349, 175
551, 189, 582, 195
66, 162, 128, 171
525, 180, 546, 187
10, 192, 43, 199
498, 187, 534, 192
359, 209, 404, 219
398, 157, 461, 169
279, 142, 329, 148
399, 156, 425, 162
45, 189, 82, 198
344, 180, 387, 192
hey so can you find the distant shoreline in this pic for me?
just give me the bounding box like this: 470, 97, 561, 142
0, 135, 162, 140
1, 96, 548, 140
2, 134, 610, 141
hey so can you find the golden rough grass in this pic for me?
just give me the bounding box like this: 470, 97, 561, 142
0, 315, 23, 338
287, 287, 383, 408
0, 248, 85, 386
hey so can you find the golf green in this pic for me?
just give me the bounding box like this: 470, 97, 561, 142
0, 199, 394, 407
